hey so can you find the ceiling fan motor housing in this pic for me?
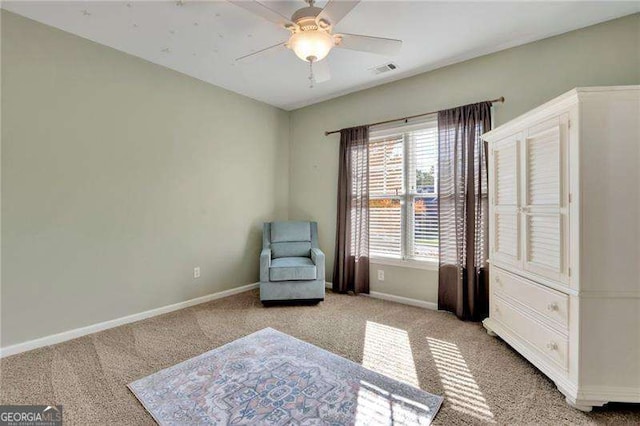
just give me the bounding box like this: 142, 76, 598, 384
292, 6, 323, 31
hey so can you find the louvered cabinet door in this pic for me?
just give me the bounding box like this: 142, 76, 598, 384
489, 133, 522, 268
521, 114, 570, 284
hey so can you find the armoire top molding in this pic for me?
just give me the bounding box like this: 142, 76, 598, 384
483, 85, 640, 141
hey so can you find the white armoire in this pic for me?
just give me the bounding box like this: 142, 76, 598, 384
482, 86, 639, 411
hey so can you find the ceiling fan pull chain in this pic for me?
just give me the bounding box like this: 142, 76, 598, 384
309, 60, 314, 88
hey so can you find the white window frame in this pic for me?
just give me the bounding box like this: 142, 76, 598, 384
369, 116, 439, 269
369, 255, 439, 271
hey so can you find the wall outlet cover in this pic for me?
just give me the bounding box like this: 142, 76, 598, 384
193, 267, 201, 279
377, 270, 384, 281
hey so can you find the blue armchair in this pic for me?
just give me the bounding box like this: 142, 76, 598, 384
260, 221, 325, 303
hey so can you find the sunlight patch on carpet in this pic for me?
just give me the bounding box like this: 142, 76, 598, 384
363, 321, 420, 387
427, 337, 495, 423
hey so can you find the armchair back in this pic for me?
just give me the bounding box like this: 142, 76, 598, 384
263, 221, 319, 259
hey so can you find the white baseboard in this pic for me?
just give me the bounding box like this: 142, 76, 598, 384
368, 291, 438, 310
0, 282, 260, 359
326, 282, 436, 310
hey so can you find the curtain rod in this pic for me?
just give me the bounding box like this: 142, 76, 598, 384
324, 96, 505, 136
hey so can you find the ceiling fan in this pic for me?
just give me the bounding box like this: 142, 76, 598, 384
229, 0, 402, 86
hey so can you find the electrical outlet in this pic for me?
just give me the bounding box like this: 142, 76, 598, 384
377, 269, 385, 281
193, 267, 201, 279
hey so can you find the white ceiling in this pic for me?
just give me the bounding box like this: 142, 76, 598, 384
3, 1, 639, 110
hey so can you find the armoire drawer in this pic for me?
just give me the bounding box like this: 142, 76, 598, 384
492, 267, 569, 329
492, 295, 569, 371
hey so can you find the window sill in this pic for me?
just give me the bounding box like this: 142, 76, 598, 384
370, 257, 439, 271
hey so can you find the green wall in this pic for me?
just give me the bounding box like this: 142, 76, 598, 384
1, 11, 290, 347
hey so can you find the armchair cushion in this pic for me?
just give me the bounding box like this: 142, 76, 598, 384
271, 241, 311, 258
270, 257, 316, 282
271, 221, 311, 243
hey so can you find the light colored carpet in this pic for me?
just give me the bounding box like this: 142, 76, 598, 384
1, 289, 638, 425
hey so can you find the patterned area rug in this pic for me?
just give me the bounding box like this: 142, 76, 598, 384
129, 328, 443, 425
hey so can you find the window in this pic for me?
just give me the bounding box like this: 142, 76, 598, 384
369, 116, 439, 263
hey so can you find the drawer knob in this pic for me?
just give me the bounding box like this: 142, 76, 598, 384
546, 341, 558, 351
547, 302, 559, 312
495, 276, 502, 285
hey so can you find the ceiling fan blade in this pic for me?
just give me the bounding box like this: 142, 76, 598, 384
316, 0, 360, 26
312, 59, 331, 84
236, 41, 288, 62
228, 1, 294, 27
335, 33, 402, 55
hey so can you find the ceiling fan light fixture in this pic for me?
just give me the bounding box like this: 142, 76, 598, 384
288, 30, 334, 62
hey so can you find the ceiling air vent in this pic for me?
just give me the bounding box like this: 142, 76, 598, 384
370, 62, 398, 75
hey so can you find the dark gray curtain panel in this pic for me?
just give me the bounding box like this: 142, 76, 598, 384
333, 126, 370, 294
437, 102, 491, 321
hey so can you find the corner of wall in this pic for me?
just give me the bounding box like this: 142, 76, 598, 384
286, 109, 294, 221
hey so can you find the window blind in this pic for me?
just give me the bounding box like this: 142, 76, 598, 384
407, 120, 439, 260
369, 134, 404, 258
369, 116, 439, 261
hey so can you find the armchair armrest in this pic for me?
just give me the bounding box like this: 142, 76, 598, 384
260, 248, 271, 282
310, 248, 325, 281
